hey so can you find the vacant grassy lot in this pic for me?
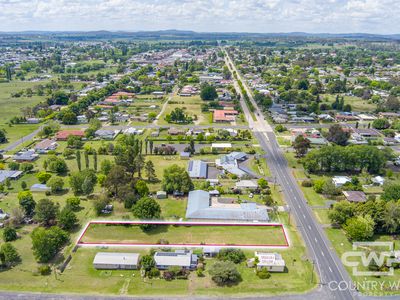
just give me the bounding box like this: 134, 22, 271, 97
80, 223, 288, 246
321, 94, 376, 112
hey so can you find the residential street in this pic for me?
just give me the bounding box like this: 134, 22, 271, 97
224, 50, 357, 300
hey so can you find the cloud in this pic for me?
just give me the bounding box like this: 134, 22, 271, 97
0, 0, 398, 34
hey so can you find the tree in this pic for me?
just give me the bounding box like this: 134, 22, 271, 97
31, 226, 69, 263
18, 191, 36, 217
76, 150, 81, 171
209, 261, 241, 286
66, 197, 81, 211
3, 227, 17, 242
20, 162, 34, 173
100, 159, 113, 175
372, 118, 390, 130
47, 177, 64, 193
84, 150, 89, 169
93, 150, 98, 171
344, 215, 375, 241
140, 255, 155, 272
35, 198, 59, 227
200, 83, 218, 101
0, 130, 7, 143
328, 201, 355, 225
132, 197, 161, 231
62, 111, 77, 125
217, 248, 246, 264
0, 243, 20, 267
21, 181, 27, 190
162, 164, 194, 193
145, 160, 157, 182
327, 124, 350, 146
93, 195, 110, 216
383, 201, 400, 234
104, 165, 128, 197
293, 135, 311, 157
135, 180, 149, 197
57, 206, 78, 231
257, 178, 269, 189
36, 171, 52, 184
382, 183, 400, 201
45, 156, 68, 174
69, 169, 97, 195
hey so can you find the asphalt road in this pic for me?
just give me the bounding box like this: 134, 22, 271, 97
224, 49, 357, 300
1, 126, 42, 152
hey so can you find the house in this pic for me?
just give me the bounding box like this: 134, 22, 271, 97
215, 152, 249, 178
185, 190, 269, 221
156, 191, 167, 199
343, 191, 366, 203
213, 110, 238, 123
77, 115, 88, 124
34, 139, 58, 153
335, 114, 359, 122
372, 176, 385, 186
188, 160, 208, 179
93, 252, 140, 270
151, 130, 160, 137
0, 170, 23, 184
332, 176, 351, 187
95, 129, 120, 140
255, 252, 286, 272
352, 128, 381, 138
13, 149, 38, 162
168, 128, 185, 136
123, 128, 144, 135
235, 180, 259, 190
30, 184, 51, 192
154, 250, 198, 270
56, 130, 85, 141
180, 152, 191, 160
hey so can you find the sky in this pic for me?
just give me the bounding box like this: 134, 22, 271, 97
0, 0, 399, 34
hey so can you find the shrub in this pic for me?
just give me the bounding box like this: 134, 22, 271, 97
148, 267, 160, 278
256, 268, 271, 279
209, 261, 241, 286
3, 227, 17, 242
301, 180, 312, 187
217, 248, 246, 264
38, 265, 52, 276
66, 197, 81, 211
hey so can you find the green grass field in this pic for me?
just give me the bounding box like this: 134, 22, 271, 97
80, 223, 288, 246
321, 94, 376, 112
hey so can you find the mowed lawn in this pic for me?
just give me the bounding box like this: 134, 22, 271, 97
80, 223, 288, 246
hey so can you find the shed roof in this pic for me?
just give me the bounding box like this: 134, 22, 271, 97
93, 252, 139, 266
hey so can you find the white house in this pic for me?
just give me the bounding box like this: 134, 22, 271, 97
332, 176, 351, 187
255, 252, 286, 272
372, 176, 385, 186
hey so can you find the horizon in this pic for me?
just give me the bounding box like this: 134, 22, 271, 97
1, 0, 399, 34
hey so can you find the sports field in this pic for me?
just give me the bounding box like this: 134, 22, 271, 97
78, 221, 289, 247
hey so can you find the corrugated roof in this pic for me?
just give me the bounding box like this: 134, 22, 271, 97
93, 252, 140, 266
154, 251, 194, 267
188, 160, 208, 178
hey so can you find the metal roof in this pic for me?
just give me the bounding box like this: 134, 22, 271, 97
154, 250, 195, 267
188, 160, 208, 178
93, 252, 140, 266
186, 190, 269, 221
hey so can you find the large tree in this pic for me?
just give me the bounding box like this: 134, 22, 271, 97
145, 160, 157, 182
209, 261, 241, 286
18, 191, 36, 217
344, 215, 375, 241
132, 197, 161, 231
162, 164, 194, 193
104, 165, 128, 197
31, 226, 69, 263
293, 135, 311, 157
35, 198, 59, 227
327, 124, 350, 146
200, 83, 217, 101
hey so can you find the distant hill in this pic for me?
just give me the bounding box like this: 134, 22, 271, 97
0, 30, 399, 41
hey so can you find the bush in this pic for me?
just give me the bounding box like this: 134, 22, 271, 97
217, 248, 246, 264
209, 261, 241, 286
256, 268, 271, 279
148, 267, 160, 278
66, 197, 81, 211
301, 180, 312, 187
3, 227, 17, 242
196, 268, 204, 277
38, 265, 52, 276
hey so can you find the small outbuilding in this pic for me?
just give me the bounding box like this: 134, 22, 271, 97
30, 184, 51, 192
156, 191, 167, 199
93, 252, 140, 270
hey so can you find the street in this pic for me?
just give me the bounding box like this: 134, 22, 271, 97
224, 49, 357, 300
